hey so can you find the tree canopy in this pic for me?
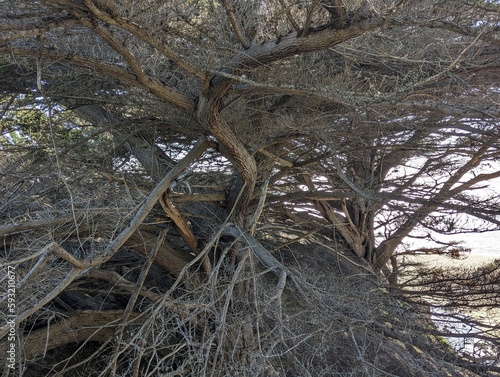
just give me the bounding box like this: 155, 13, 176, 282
1, 0, 499, 375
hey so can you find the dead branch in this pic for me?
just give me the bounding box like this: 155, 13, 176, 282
0, 310, 144, 360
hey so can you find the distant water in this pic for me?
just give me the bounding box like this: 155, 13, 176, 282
418, 231, 500, 366
408, 229, 500, 257
431, 306, 499, 366
435, 230, 500, 256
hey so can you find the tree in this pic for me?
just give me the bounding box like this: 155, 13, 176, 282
1, 0, 499, 375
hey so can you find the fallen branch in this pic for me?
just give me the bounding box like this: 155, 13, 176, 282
160, 192, 212, 274
0, 310, 144, 360
0, 267, 82, 339
223, 224, 310, 300
0, 138, 209, 340
97, 136, 210, 264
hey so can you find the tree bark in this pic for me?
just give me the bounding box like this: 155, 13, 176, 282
0, 310, 144, 360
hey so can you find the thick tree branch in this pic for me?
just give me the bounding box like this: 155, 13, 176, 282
80, 0, 205, 79
277, 0, 301, 33
100, 137, 210, 262
76, 16, 194, 112
0, 310, 144, 360
302, 0, 320, 37
227, 17, 390, 72
222, 0, 250, 49
196, 95, 257, 219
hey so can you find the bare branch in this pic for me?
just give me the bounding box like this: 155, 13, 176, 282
222, 0, 250, 49
80, 0, 206, 79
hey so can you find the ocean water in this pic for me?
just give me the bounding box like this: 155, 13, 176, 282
434, 230, 500, 256
406, 229, 500, 258
412, 230, 500, 366
431, 306, 499, 366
